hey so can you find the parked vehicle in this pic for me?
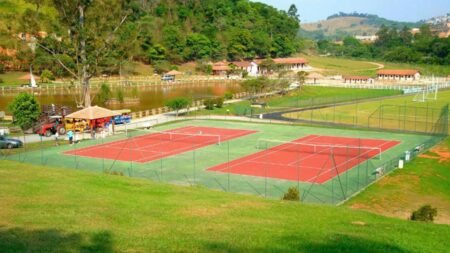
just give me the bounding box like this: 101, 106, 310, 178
161, 75, 175, 81
0, 135, 23, 149
36, 116, 66, 137
34, 105, 72, 137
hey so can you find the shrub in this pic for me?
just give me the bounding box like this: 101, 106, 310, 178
97, 83, 112, 105
165, 97, 190, 116
203, 98, 215, 110
0, 78, 3, 83
8, 93, 40, 130
0, 64, 5, 74
215, 97, 224, 108
282, 187, 300, 201
410, 205, 437, 222
40, 69, 55, 83
223, 92, 233, 100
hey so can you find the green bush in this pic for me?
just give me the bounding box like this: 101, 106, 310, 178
410, 205, 437, 222
215, 97, 224, 108
224, 92, 233, 100
0, 64, 5, 74
203, 98, 215, 110
40, 69, 55, 83
282, 187, 300, 201
97, 83, 112, 105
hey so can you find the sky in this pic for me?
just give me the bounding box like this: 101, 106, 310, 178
253, 0, 450, 23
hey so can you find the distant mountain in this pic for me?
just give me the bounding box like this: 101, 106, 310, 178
300, 12, 422, 40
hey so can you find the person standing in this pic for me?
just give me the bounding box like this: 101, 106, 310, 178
54, 131, 59, 146
67, 130, 74, 145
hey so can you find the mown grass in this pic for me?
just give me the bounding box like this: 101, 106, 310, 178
284, 89, 450, 133
191, 86, 400, 116
302, 55, 381, 76
346, 137, 450, 224
301, 55, 450, 77
0, 72, 28, 86
0, 160, 449, 252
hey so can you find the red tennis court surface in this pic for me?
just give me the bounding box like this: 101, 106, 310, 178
64, 126, 256, 163
208, 135, 400, 184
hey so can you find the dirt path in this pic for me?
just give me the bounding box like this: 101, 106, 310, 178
366, 61, 384, 70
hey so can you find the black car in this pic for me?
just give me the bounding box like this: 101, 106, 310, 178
0, 135, 23, 149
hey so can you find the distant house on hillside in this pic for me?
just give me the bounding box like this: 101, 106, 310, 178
272, 58, 310, 72
232, 61, 258, 76
212, 62, 231, 76
377, 69, 420, 81
212, 57, 311, 76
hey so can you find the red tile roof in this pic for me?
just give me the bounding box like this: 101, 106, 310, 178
232, 61, 252, 67
212, 61, 231, 71
377, 69, 419, 76
273, 58, 309, 64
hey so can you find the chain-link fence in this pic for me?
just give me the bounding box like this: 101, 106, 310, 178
1, 112, 446, 205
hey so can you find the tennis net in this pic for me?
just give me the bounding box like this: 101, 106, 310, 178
127, 128, 222, 145
256, 138, 381, 159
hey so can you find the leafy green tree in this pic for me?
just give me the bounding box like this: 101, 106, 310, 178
25, 0, 136, 107
40, 69, 55, 83
8, 93, 40, 130
258, 58, 277, 75
166, 97, 190, 116
184, 33, 212, 60
287, 4, 300, 22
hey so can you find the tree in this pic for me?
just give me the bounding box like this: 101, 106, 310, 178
258, 58, 276, 75
166, 97, 190, 116
26, 0, 135, 108
8, 93, 40, 131
287, 4, 300, 22
40, 69, 55, 83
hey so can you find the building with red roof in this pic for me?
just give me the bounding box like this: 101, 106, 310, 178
377, 69, 420, 81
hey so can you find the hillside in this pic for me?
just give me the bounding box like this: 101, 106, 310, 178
0, 0, 300, 73
1, 160, 449, 252
301, 14, 420, 40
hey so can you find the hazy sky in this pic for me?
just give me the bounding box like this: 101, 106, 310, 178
252, 0, 449, 23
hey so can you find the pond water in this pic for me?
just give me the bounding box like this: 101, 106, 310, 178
0, 82, 242, 112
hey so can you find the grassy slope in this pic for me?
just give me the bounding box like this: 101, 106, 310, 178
285, 89, 450, 133
346, 137, 450, 224
0, 160, 449, 253
192, 86, 400, 116
302, 55, 450, 77
0, 72, 28, 86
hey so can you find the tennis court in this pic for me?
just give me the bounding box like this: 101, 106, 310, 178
208, 135, 400, 183
64, 126, 256, 163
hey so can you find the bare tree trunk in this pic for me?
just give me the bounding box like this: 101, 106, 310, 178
79, 5, 91, 107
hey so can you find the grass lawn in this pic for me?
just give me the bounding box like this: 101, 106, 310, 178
192, 86, 401, 116
0, 160, 449, 252
346, 137, 450, 225
0, 72, 28, 86
301, 55, 450, 77
284, 89, 450, 134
